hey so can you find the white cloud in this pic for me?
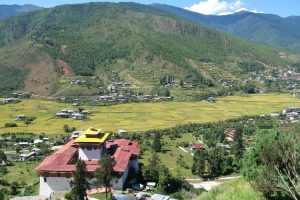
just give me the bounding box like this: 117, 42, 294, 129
185, 0, 262, 15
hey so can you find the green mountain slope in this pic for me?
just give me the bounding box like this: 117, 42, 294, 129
0, 2, 291, 97
153, 4, 300, 52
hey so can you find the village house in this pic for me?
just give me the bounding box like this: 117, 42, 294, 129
225, 130, 236, 143
191, 145, 205, 154
36, 127, 139, 197
16, 115, 25, 121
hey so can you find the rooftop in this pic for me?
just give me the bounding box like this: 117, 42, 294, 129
37, 137, 139, 173
75, 127, 110, 143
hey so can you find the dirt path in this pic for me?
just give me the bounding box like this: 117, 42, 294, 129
207, 102, 240, 117
188, 176, 241, 191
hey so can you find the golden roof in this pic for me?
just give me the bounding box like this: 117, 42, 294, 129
75, 127, 110, 143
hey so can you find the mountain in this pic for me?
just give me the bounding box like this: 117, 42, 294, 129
0, 2, 291, 97
152, 4, 300, 52
0, 4, 43, 19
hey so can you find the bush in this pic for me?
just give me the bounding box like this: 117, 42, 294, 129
4, 123, 17, 127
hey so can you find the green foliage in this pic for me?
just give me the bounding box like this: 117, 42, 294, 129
95, 155, 116, 200
142, 151, 161, 182
238, 60, 265, 73
0, 150, 7, 163
4, 122, 17, 127
152, 133, 162, 152
70, 160, 89, 200
0, 64, 28, 93
192, 149, 206, 177
243, 127, 300, 200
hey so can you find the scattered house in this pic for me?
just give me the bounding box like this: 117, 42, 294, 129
56, 112, 69, 118
207, 97, 216, 103
16, 115, 25, 121
146, 182, 156, 190
293, 92, 300, 98
72, 113, 84, 120
36, 127, 139, 197
118, 130, 127, 136
225, 130, 236, 143
191, 145, 205, 154
70, 130, 84, 139
43, 138, 49, 142
19, 142, 29, 148
34, 139, 44, 145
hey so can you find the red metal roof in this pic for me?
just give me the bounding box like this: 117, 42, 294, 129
36, 138, 139, 173
191, 145, 205, 149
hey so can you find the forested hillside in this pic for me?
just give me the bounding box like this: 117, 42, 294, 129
0, 2, 291, 96
153, 4, 300, 52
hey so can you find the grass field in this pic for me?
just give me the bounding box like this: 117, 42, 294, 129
197, 178, 263, 200
0, 93, 299, 134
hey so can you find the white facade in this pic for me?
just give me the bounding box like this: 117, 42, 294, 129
39, 176, 72, 197
39, 173, 127, 197
78, 146, 102, 160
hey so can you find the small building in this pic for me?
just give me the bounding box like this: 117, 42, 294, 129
56, 112, 68, 118
70, 131, 84, 139
19, 142, 29, 148
72, 113, 84, 120
118, 130, 127, 136
34, 139, 44, 145
16, 115, 25, 121
191, 145, 205, 153
207, 97, 216, 103
146, 182, 156, 190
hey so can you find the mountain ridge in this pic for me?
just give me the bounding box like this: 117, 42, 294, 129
0, 4, 43, 19
152, 4, 300, 52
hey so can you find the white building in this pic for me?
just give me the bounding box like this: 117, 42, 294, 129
36, 127, 139, 197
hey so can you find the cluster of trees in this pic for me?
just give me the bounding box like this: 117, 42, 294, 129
238, 60, 265, 73
0, 64, 28, 93
192, 147, 234, 178
243, 125, 300, 200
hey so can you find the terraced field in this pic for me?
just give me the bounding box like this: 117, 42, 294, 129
0, 93, 299, 134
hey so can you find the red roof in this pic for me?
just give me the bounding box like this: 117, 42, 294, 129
36, 140, 78, 172
191, 145, 205, 149
36, 138, 139, 173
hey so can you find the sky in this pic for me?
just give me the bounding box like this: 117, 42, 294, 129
0, 0, 299, 17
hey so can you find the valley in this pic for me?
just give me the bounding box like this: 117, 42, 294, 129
0, 93, 298, 134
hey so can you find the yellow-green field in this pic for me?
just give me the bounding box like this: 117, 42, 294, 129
0, 93, 299, 134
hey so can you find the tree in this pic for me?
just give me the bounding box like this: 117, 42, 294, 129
142, 151, 161, 182
95, 155, 116, 200
0, 150, 7, 163
157, 165, 171, 193
70, 160, 89, 200
232, 129, 244, 168
243, 128, 300, 200
15, 145, 21, 154
192, 149, 206, 177
152, 133, 162, 152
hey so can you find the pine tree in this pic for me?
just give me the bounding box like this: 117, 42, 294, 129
70, 160, 89, 200
95, 155, 116, 200
192, 149, 206, 177
152, 133, 162, 152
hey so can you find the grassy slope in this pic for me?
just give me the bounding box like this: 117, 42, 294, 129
0, 2, 290, 96
0, 93, 299, 134
197, 178, 263, 200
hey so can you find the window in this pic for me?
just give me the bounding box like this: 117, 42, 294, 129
87, 145, 92, 150
44, 178, 47, 182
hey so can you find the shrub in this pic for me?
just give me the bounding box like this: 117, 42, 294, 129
4, 123, 17, 127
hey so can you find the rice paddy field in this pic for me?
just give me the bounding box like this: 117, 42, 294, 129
0, 93, 300, 135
